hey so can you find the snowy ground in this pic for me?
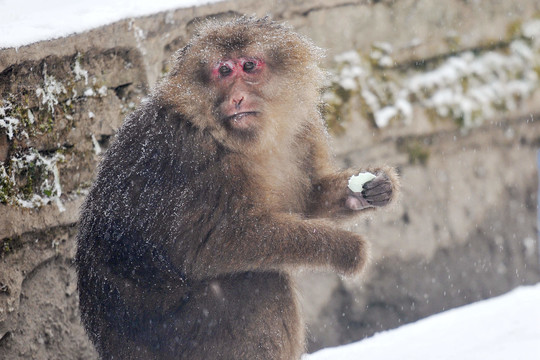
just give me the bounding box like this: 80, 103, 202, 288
305, 283, 540, 360
0, 0, 223, 49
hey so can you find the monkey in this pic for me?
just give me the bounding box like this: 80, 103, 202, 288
76, 17, 399, 360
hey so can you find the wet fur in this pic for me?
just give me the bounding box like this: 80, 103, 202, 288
76, 17, 399, 360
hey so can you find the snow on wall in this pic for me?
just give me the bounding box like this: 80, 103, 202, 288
0, 0, 224, 49
0, 53, 112, 210
325, 19, 540, 130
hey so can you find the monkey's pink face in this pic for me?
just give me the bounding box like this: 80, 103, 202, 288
212, 57, 267, 132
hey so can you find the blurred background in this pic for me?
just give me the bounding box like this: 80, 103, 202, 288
1, 0, 540, 358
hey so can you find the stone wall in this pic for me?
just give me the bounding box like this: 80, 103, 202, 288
1, 0, 540, 357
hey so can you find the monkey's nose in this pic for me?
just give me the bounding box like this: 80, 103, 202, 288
233, 96, 244, 110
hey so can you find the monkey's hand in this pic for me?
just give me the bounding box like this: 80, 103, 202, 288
332, 232, 368, 276
345, 172, 394, 210
308, 166, 398, 218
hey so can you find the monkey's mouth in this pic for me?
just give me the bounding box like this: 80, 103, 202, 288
223, 111, 260, 129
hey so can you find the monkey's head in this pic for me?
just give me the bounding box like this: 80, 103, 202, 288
159, 17, 326, 153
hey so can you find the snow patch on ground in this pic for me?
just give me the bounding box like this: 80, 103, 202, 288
305, 283, 540, 360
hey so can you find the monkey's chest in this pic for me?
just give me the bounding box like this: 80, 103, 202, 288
254, 156, 310, 213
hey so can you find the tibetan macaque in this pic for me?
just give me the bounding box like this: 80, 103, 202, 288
76, 17, 399, 360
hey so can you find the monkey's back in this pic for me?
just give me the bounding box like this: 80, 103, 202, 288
76, 100, 306, 359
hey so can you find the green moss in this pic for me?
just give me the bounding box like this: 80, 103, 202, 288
10, 104, 27, 123
2, 238, 11, 254
506, 20, 523, 39
335, 86, 353, 104
445, 34, 462, 52
399, 140, 430, 165
324, 102, 346, 134
323, 84, 355, 134
2, 238, 12, 255
0, 172, 13, 204
161, 65, 170, 76
0, 147, 63, 206
19, 159, 43, 199
534, 66, 540, 79
454, 112, 465, 128
1, 237, 22, 256
1, 93, 61, 140
37, 118, 54, 134
460, 76, 470, 93
0, 53, 100, 207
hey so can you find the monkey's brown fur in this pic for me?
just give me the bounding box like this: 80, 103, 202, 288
76, 17, 399, 360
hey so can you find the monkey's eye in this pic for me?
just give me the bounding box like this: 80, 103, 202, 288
243, 61, 256, 72
219, 64, 233, 77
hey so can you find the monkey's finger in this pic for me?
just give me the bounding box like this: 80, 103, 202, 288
369, 199, 391, 207
362, 181, 392, 197
365, 192, 391, 206
362, 173, 389, 191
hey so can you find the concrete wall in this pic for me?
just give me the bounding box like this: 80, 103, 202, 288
1, 0, 540, 357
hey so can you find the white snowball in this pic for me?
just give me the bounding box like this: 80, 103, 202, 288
347, 172, 376, 192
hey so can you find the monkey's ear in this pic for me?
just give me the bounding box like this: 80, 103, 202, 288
169, 44, 192, 76
174, 44, 191, 63
254, 14, 272, 26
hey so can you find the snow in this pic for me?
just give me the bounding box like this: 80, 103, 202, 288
330, 19, 540, 129
0, 0, 224, 49
35, 65, 67, 114
305, 283, 540, 360
374, 106, 398, 128
6, 149, 66, 211
0, 101, 20, 140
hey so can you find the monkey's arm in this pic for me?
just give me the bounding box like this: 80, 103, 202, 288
182, 212, 367, 279
308, 165, 399, 219
300, 121, 399, 219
